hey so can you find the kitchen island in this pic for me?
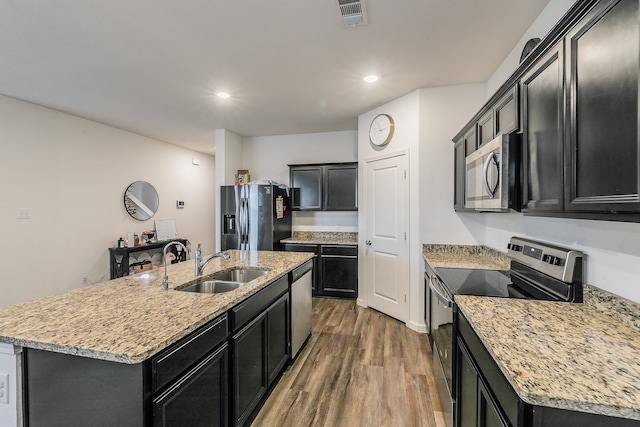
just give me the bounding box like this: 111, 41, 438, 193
0, 249, 314, 426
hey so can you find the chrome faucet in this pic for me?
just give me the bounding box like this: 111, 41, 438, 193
162, 241, 188, 290
195, 243, 230, 276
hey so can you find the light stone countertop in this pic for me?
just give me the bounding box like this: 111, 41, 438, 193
456, 296, 640, 421
0, 250, 314, 364
281, 231, 357, 245
422, 243, 511, 270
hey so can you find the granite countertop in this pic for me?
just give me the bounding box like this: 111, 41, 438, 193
0, 250, 313, 364
281, 231, 357, 245
456, 296, 640, 421
422, 243, 511, 270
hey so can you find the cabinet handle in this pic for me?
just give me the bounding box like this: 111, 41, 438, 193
365, 240, 372, 246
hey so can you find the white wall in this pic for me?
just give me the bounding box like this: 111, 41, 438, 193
242, 131, 359, 232
358, 91, 423, 329
0, 95, 216, 308
469, 0, 640, 303
419, 83, 488, 245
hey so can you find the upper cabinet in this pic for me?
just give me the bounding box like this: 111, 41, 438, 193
564, 0, 640, 213
453, 0, 640, 221
521, 42, 565, 213
289, 162, 358, 211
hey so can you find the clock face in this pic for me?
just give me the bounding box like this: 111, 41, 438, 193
369, 114, 395, 146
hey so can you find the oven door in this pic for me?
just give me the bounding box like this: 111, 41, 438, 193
429, 275, 454, 427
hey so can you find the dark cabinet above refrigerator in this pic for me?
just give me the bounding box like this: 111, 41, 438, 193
289, 162, 358, 211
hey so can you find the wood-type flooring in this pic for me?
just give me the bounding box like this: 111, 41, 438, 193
252, 298, 447, 427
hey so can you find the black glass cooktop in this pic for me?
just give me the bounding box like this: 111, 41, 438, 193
435, 268, 516, 297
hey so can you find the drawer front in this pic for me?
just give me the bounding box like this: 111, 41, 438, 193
321, 245, 357, 256
284, 244, 318, 254
152, 314, 228, 393
231, 275, 288, 332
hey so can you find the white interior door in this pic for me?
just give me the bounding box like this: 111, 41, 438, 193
364, 152, 409, 322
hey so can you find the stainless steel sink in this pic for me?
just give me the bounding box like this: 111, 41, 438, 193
180, 280, 244, 294
177, 268, 270, 294
210, 268, 269, 283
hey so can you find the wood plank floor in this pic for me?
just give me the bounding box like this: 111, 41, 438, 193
252, 298, 447, 427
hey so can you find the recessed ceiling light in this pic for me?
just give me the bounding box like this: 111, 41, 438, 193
364, 75, 378, 83
217, 92, 231, 99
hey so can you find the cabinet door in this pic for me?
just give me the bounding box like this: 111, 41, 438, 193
232, 312, 268, 427
477, 110, 494, 148
464, 126, 477, 156
494, 85, 519, 136
319, 251, 358, 299
153, 344, 229, 427
565, 0, 640, 212
454, 138, 472, 212
521, 42, 565, 212
290, 166, 323, 210
477, 380, 508, 427
324, 164, 358, 210
266, 293, 290, 386
456, 339, 479, 427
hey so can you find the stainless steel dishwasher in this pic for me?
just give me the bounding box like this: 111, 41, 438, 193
290, 259, 313, 358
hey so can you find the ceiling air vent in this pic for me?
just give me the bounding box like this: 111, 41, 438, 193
338, 0, 368, 27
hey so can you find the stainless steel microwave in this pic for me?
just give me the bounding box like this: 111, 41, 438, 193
465, 133, 520, 211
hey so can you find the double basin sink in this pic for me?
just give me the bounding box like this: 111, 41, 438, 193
179, 268, 270, 294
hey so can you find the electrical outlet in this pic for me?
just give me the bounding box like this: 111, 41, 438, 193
16, 208, 31, 219
0, 372, 8, 404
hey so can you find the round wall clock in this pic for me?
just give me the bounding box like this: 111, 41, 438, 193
369, 113, 395, 147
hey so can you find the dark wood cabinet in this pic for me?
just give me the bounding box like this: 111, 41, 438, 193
25, 314, 230, 427
324, 163, 358, 210
319, 245, 358, 299
521, 42, 565, 213
290, 165, 323, 210
230, 276, 290, 426
494, 85, 519, 136
457, 337, 509, 427
232, 312, 268, 427
453, 138, 466, 212
454, 0, 640, 221
266, 293, 290, 385
565, 0, 640, 213
153, 343, 229, 427
284, 243, 357, 299
289, 162, 358, 211
477, 110, 494, 148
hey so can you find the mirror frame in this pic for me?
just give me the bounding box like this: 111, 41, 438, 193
123, 181, 159, 221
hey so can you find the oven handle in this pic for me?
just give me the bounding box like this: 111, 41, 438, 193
429, 276, 453, 308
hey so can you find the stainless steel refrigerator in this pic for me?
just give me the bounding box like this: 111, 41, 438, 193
220, 184, 292, 251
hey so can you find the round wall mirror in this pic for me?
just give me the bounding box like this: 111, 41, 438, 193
123, 181, 159, 221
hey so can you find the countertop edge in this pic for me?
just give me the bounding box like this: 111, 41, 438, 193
0, 251, 314, 364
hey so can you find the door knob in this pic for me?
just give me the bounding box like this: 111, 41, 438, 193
365, 240, 372, 246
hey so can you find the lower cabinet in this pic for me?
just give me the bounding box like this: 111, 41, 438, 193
230, 276, 290, 427
319, 245, 358, 299
284, 243, 358, 299
456, 312, 640, 427
152, 343, 229, 427
456, 337, 507, 427
24, 273, 296, 427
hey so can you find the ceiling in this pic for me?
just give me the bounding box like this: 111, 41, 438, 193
0, 0, 551, 155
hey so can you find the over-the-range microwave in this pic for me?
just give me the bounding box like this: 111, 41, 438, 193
465, 133, 520, 211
